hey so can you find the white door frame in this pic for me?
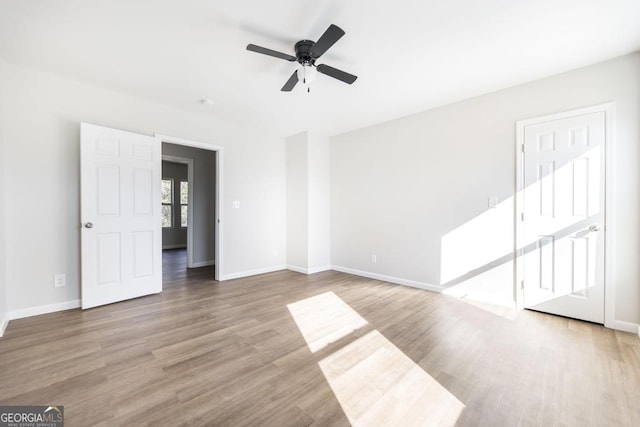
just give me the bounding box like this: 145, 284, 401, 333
156, 134, 223, 281
514, 103, 615, 328
161, 155, 195, 266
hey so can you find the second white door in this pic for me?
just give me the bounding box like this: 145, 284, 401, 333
520, 107, 607, 323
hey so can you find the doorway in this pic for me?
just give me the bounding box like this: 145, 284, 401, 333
515, 103, 614, 325
157, 134, 223, 282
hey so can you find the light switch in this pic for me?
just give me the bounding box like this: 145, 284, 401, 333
54, 274, 66, 288
232, 200, 240, 209
488, 196, 498, 209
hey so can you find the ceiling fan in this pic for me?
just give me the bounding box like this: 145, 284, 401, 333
246, 24, 357, 92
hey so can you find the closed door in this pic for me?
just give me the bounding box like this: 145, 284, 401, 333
81, 123, 162, 309
521, 110, 606, 323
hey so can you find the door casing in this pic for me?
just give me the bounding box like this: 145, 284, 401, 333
156, 134, 223, 281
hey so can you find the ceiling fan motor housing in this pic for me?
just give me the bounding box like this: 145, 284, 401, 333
294, 40, 316, 65
246, 24, 357, 91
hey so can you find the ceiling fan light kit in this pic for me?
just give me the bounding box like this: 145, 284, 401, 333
246, 24, 357, 92
297, 64, 317, 84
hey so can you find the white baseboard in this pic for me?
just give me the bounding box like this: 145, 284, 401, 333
8, 299, 81, 322
190, 260, 215, 268
287, 265, 332, 275
607, 319, 640, 334
331, 265, 444, 293
441, 287, 517, 309
0, 312, 9, 338
287, 265, 307, 274
162, 244, 187, 250
221, 265, 287, 281
308, 265, 332, 274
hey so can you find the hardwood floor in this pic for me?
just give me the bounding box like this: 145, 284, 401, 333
1, 251, 639, 426
162, 248, 215, 287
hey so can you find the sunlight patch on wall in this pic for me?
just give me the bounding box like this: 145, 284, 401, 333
440, 196, 513, 285
319, 330, 464, 426
287, 291, 368, 353
440, 147, 601, 313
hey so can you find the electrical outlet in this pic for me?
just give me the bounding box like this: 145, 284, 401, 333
54, 274, 66, 288
371, 254, 377, 264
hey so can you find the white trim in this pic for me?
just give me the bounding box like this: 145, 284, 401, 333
514, 103, 615, 325
191, 260, 215, 268
607, 320, 640, 334
221, 265, 287, 281
157, 134, 223, 281
441, 287, 517, 309
8, 300, 81, 321
514, 117, 525, 310
0, 313, 9, 337
308, 265, 331, 274
162, 154, 195, 267
287, 265, 308, 274
162, 244, 187, 250
603, 104, 616, 330
287, 265, 332, 275
330, 265, 444, 293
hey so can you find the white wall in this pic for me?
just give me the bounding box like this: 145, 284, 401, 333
307, 134, 331, 270
331, 53, 640, 328
286, 132, 309, 270
2, 62, 286, 313
0, 55, 8, 335
286, 132, 331, 273
308, 134, 331, 271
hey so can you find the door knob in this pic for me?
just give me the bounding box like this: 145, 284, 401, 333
588, 224, 600, 232
85, 222, 94, 229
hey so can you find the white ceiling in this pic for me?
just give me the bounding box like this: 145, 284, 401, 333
1, 0, 639, 137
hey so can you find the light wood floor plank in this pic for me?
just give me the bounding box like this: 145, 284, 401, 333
0, 249, 638, 426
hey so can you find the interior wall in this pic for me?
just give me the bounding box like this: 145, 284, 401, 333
286, 132, 331, 273
286, 132, 309, 270
2, 62, 286, 313
331, 53, 640, 326
0, 55, 8, 334
162, 144, 216, 264
307, 133, 331, 270
161, 161, 188, 249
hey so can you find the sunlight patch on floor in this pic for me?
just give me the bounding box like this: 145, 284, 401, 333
287, 291, 368, 353
319, 330, 465, 426
288, 292, 464, 426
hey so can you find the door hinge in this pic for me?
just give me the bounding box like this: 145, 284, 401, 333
521, 144, 525, 153
521, 212, 525, 221
520, 280, 524, 290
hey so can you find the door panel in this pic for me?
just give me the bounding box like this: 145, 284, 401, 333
81, 123, 162, 309
522, 111, 605, 323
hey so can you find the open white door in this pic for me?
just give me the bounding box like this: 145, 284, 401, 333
518, 107, 608, 323
81, 123, 162, 309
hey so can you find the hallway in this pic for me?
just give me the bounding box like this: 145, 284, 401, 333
162, 248, 215, 288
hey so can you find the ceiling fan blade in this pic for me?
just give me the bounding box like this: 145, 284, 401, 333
281, 70, 299, 91
246, 44, 296, 62
311, 24, 345, 58
316, 64, 357, 84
